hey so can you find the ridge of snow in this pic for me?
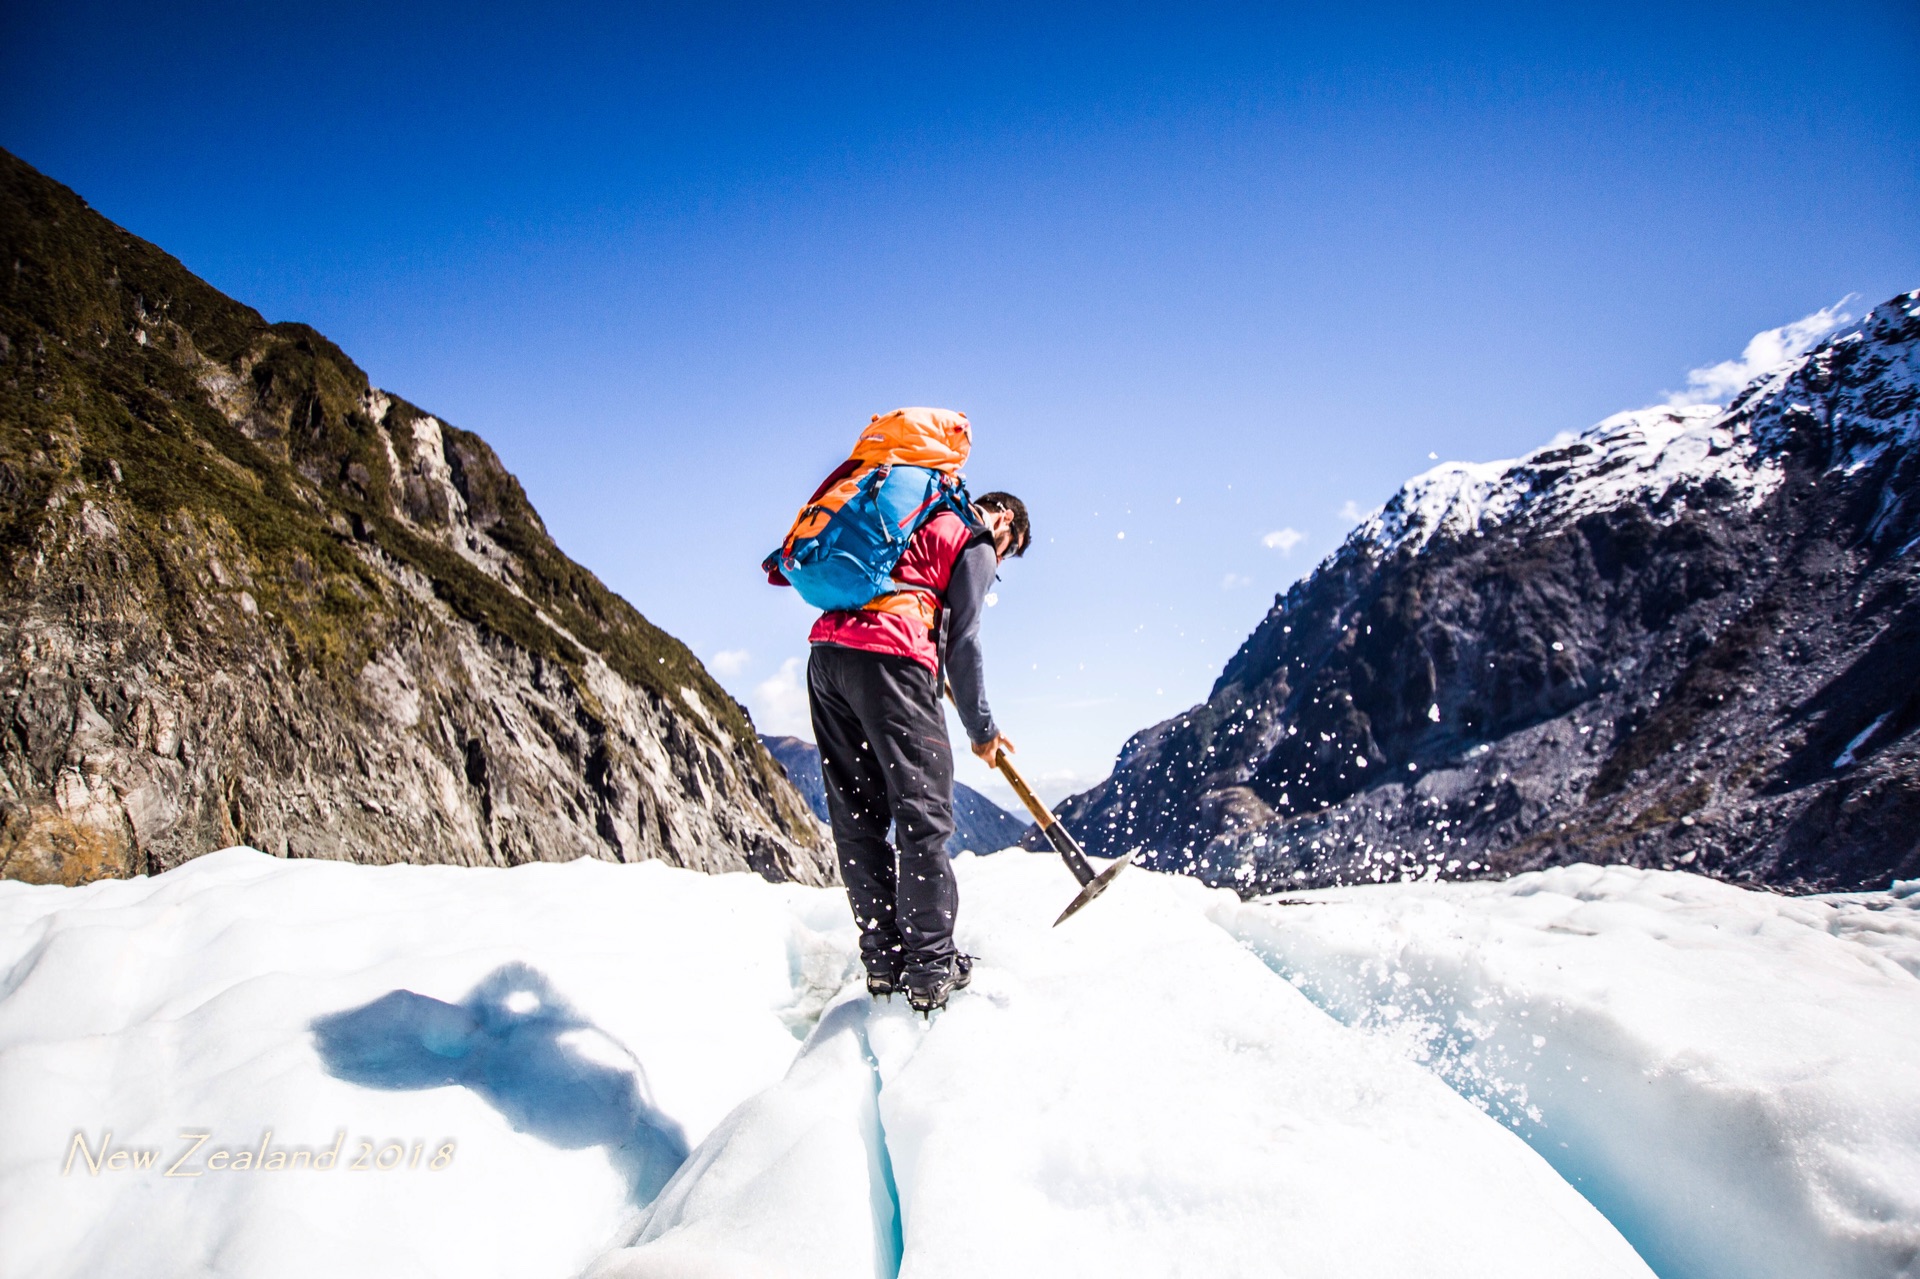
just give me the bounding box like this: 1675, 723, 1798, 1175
1350, 289, 1920, 558
1749, 288, 1920, 474
1355, 402, 1759, 556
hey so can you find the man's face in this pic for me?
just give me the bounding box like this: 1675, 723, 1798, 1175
988, 509, 1016, 562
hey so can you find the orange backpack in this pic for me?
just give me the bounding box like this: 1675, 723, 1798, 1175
763, 408, 982, 623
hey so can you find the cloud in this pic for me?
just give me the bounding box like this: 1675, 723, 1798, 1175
749, 657, 811, 738
1262, 528, 1304, 554
1666, 297, 1857, 406
708, 649, 750, 676
1221, 572, 1253, 589
1338, 500, 1364, 523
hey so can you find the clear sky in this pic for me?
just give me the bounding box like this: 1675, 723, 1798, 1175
6, 2, 1917, 811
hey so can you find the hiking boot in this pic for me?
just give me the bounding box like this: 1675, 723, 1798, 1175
906, 953, 974, 1015
866, 965, 901, 1000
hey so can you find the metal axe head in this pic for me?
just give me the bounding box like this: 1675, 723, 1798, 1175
1053, 851, 1136, 927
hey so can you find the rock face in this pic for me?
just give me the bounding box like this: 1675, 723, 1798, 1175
1050, 290, 1920, 894
0, 150, 831, 886
760, 734, 1032, 855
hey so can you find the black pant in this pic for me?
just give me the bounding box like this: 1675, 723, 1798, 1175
807, 643, 958, 979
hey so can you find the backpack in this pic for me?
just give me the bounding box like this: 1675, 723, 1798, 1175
763, 407, 984, 618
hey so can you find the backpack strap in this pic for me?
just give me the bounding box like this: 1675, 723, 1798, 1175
858, 479, 980, 629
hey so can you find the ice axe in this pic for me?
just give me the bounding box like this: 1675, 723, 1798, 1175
946, 686, 1133, 926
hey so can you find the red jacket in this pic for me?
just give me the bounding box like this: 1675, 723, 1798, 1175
809, 510, 973, 673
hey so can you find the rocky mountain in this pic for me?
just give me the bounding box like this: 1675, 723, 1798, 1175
1048, 291, 1920, 894
0, 149, 830, 886
760, 734, 1032, 855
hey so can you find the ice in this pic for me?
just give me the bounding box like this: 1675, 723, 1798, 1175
0, 850, 856, 1279
7, 849, 1912, 1277
593, 999, 898, 1279
1214, 864, 1920, 1279
2, 849, 1655, 1278
604, 853, 1647, 1278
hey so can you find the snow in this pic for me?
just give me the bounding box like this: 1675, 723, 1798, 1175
605, 856, 1647, 1278
2, 848, 1652, 1279
1214, 864, 1920, 1279
1355, 403, 1777, 556
1750, 289, 1920, 473
1352, 289, 1920, 559
0, 851, 851, 1279
3, 850, 1913, 1277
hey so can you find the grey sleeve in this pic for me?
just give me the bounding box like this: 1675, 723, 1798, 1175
943, 541, 999, 746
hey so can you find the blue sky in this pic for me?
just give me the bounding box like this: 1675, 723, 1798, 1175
6, 2, 1917, 809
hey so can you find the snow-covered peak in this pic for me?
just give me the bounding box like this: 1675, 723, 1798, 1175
1355, 402, 1764, 555
1747, 288, 1920, 473
1352, 288, 1919, 558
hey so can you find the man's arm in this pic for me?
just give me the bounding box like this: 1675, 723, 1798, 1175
943, 541, 999, 746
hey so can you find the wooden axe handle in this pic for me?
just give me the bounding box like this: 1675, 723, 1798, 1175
992, 752, 1056, 830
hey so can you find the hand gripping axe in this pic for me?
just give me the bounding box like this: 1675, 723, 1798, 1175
948, 687, 1132, 925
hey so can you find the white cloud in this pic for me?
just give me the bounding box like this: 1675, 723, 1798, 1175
1221, 573, 1252, 589
1262, 528, 1304, 554
1338, 500, 1364, 523
708, 648, 750, 676
749, 656, 811, 738
1666, 296, 1857, 406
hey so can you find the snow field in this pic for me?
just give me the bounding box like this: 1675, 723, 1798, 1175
1215, 865, 1920, 1279
4, 849, 1911, 1278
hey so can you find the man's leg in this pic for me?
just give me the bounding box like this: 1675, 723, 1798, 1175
808, 646, 905, 978
841, 652, 958, 981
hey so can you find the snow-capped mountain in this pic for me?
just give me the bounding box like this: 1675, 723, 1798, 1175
1048, 290, 1920, 893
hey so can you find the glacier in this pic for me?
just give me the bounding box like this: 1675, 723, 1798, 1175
1, 848, 1915, 1278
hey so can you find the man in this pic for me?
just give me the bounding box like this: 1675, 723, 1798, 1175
807, 490, 1031, 1013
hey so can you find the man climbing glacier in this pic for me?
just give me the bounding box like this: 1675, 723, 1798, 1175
807, 480, 1028, 1013
763, 406, 1028, 1012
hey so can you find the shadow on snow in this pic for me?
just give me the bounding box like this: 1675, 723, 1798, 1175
310, 962, 688, 1205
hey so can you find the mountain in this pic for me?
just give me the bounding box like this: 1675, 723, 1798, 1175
760, 734, 1032, 855
0, 149, 829, 886
1047, 291, 1920, 894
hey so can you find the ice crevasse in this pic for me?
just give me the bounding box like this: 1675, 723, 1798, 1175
1, 848, 1915, 1279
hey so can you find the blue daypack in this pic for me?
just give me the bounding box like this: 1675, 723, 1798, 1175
763, 408, 983, 614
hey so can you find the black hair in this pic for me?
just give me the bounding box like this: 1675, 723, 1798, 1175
974, 491, 1030, 557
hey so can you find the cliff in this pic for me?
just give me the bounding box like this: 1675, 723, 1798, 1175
0, 149, 830, 886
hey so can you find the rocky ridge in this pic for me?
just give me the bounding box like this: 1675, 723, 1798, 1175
1047, 290, 1920, 893
0, 149, 830, 886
